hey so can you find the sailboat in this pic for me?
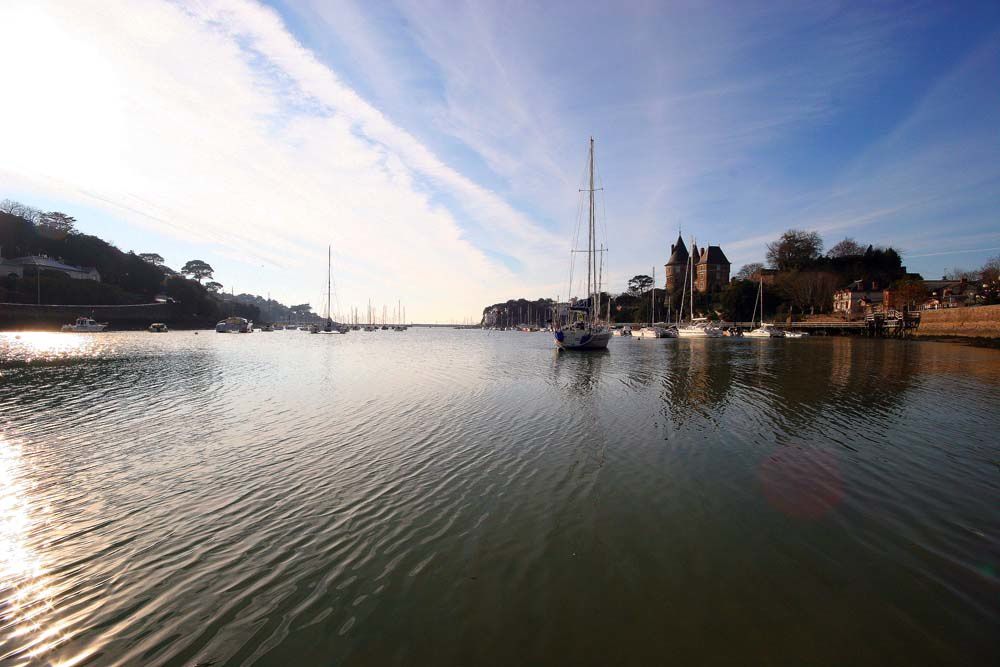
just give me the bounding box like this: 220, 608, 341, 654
553, 137, 612, 351
676, 237, 723, 338
637, 266, 674, 338
746, 273, 784, 338
313, 245, 348, 334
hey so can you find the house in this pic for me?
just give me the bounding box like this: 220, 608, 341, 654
921, 278, 977, 309
0, 249, 101, 282
833, 280, 884, 319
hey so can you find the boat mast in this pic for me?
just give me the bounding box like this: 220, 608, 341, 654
651, 265, 656, 325
689, 237, 695, 320
587, 137, 597, 322
327, 244, 332, 322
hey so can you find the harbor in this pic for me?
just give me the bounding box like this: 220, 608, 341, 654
1, 328, 997, 665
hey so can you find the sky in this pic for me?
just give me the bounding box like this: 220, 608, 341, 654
1, 0, 998, 322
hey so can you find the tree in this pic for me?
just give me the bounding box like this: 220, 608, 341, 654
0, 199, 42, 223
735, 263, 764, 281
627, 274, 654, 297
290, 303, 312, 315
891, 278, 927, 311
38, 211, 77, 236
139, 252, 165, 266
827, 237, 866, 258
766, 229, 823, 271
777, 271, 838, 316
205, 281, 223, 293
720, 279, 759, 322
978, 256, 1000, 304
944, 266, 978, 281
181, 259, 214, 283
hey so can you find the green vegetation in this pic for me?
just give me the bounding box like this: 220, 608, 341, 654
0, 199, 298, 325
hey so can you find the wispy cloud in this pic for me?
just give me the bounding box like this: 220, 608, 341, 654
0, 0, 563, 319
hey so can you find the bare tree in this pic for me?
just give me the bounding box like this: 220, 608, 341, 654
944, 266, 978, 281
779, 271, 837, 315
0, 199, 42, 223
735, 263, 764, 281
766, 229, 823, 270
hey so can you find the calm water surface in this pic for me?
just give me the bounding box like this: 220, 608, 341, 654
0, 329, 997, 665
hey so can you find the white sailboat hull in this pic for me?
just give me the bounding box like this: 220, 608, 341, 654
677, 325, 723, 338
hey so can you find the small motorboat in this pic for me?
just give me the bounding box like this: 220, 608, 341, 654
783, 331, 808, 338
61, 317, 108, 332
613, 326, 632, 337
148, 323, 169, 333
216, 317, 253, 333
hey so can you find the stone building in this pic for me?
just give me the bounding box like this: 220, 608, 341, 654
664, 234, 689, 293
695, 245, 731, 293
664, 235, 731, 293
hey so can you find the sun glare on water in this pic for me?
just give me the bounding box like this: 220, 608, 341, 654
0, 332, 106, 365
0, 435, 85, 665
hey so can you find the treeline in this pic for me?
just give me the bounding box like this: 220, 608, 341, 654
481, 297, 555, 326
0, 199, 287, 325
538, 230, 920, 324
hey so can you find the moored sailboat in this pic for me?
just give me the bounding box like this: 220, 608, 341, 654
554, 137, 611, 351
675, 236, 723, 338
746, 273, 784, 338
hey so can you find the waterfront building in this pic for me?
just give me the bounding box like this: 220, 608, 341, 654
664, 235, 731, 294
920, 278, 978, 309
0, 250, 101, 282
834, 280, 884, 319
695, 245, 731, 293
664, 235, 690, 293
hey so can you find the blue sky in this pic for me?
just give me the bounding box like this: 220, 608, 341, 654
1, 0, 998, 321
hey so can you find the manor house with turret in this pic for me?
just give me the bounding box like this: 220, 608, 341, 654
664, 234, 730, 293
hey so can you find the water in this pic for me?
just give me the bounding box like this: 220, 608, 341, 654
1, 329, 997, 666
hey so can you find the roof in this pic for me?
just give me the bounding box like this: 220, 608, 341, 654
7, 255, 98, 275
697, 245, 730, 265
666, 235, 688, 266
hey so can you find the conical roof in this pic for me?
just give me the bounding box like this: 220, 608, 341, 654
697, 245, 731, 265
666, 235, 689, 266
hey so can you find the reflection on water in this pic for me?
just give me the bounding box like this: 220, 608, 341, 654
0, 330, 998, 665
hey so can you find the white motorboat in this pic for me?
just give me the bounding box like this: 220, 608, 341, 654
783, 331, 808, 338
553, 137, 611, 351
148, 322, 169, 333
61, 317, 107, 332
216, 317, 252, 333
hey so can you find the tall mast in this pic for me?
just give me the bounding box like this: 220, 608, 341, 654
651, 266, 656, 325
327, 244, 332, 322
587, 137, 597, 321
689, 237, 695, 320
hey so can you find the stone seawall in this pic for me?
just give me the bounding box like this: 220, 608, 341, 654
0, 302, 175, 330
915, 304, 1000, 339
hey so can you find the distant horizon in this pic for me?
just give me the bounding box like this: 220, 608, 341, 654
2, 0, 999, 321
